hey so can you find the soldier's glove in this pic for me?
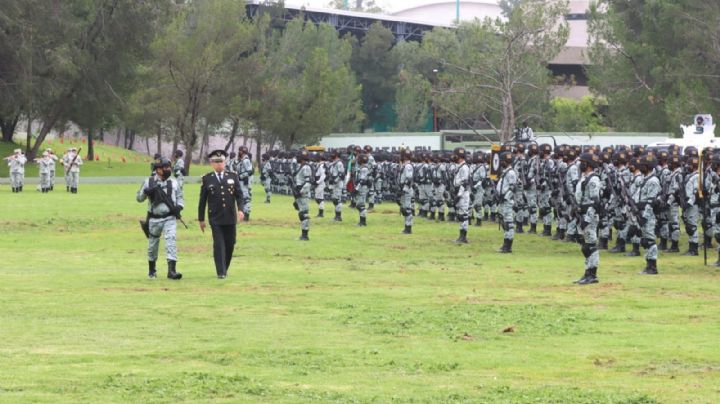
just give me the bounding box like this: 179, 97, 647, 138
172, 206, 183, 218
143, 187, 154, 197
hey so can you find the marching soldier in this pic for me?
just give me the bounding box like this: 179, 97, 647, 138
574, 153, 602, 284
354, 154, 371, 226
172, 149, 186, 189
198, 150, 245, 279
137, 158, 184, 280
260, 153, 273, 203
398, 149, 415, 234
236, 146, 253, 221
293, 150, 313, 240
453, 147, 471, 243
512, 144, 528, 233
432, 154, 447, 221
7, 148, 27, 192
496, 151, 517, 253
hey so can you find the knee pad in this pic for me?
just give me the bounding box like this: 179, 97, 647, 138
298, 211, 309, 221
332, 199, 339, 206
641, 238, 650, 248
685, 224, 696, 236
581, 243, 591, 258
401, 208, 412, 217
356, 203, 365, 211
503, 221, 514, 231
529, 208, 537, 216
539, 207, 551, 217
315, 199, 323, 204
458, 214, 469, 222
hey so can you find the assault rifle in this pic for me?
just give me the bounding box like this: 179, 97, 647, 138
140, 178, 188, 238
64, 147, 82, 176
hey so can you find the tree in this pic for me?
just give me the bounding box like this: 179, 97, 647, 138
421, 0, 569, 142
587, 1, 720, 132
547, 96, 607, 132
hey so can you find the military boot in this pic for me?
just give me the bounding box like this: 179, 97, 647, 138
625, 243, 641, 257
667, 240, 680, 253
573, 269, 590, 284
640, 259, 658, 275
715, 251, 720, 267
563, 233, 576, 243
19, 186, 23, 192
658, 238, 668, 251
358, 216, 367, 227
148, 261, 157, 279
484, 211, 489, 221
528, 223, 537, 234
516, 221, 524, 234
316, 209, 324, 218
609, 238, 626, 253
541, 224, 552, 237
299, 229, 309, 241
599, 238, 609, 250
577, 267, 599, 284
402, 225, 412, 234
704, 234, 713, 249
11, 187, 16, 193
523, 217, 529, 226
429, 211, 436, 221
455, 229, 468, 244
368, 202, 374, 211
490, 212, 496, 222
551, 228, 563, 240
334, 212, 342, 222
71, 187, 77, 193
66, 186, 70, 192
438, 212, 445, 221
683, 242, 699, 256
448, 212, 456, 221
167, 260, 182, 280
475, 217, 482, 226
497, 238, 513, 253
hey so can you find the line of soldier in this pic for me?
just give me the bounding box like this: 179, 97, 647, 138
5, 147, 83, 193
265, 143, 713, 285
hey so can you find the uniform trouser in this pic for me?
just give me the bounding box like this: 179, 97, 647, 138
668, 204, 680, 242
331, 183, 343, 213
175, 174, 184, 189
49, 170, 55, 187
69, 172, 79, 188
484, 189, 495, 213
65, 171, 71, 187
400, 190, 414, 226
712, 207, 720, 246
598, 211, 612, 239
40, 173, 50, 189
314, 185, 325, 210
500, 200, 515, 239
432, 184, 445, 213
566, 202, 577, 236
240, 183, 251, 214
514, 190, 526, 222
539, 191, 553, 226
10, 172, 23, 188
580, 210, 599, 270
211, 224, 236, 276
263, 179, 272, 199
374, 179, 383, 203
683, 205, 699, 244
367, 182, 376, 205
658, 208, 670, 239
526, 186, 538, 224
456, 192, 470, 231
472, 188, 484, 216
553, 198, 566, 229
356, 189, 368, 218
148, 217, 177, 262
296, 195, 310, 230
629, 215, 641, 245
640, 206, 658, 260
419, 184, 432, 212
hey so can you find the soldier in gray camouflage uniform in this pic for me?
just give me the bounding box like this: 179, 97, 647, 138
7, 149, 27, 192
453, 147, 471, 243
293, 150, 313, 240
314, 153, 327, 217
636, 155, 661, 274
399, 149, 415, 234
354, 154, 371, 226
328, 151, 345, 221
37, 152, 52, 193
261, 153, 273, 203
172, 149, 186, 189
682, 155, 701, 256
471, 152, 487, 226
137, 158, 184, 280
236, 146, 253, 221
496, 151, 517, 253
538, 144, 555, 236
574, 153, 602, 284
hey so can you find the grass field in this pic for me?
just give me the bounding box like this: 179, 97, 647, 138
1, 183, 719, 403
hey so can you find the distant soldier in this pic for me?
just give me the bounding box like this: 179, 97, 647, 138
574, 153, 602, 284
537, 144, 555, 236
666, 155, 684, 253
45, 148, 58, 191
453, 147, 471, 243
313, 153, 327, 217
137, 158, 184, 280
431, 154, 447, 221
471, 152, 487, 226
236, 146, 253, 221
37, 152, 52, 193
293, 150, 313, 240
151, 153, 161, 176
328, 151, 345, 221
6, 148, 26, 192
260, 153, 272, 203
496, 151, 517, 253
64, 147, 83, 194
635, 154, 661, 274
525, 143, 540, 234
354, 154, 371, 226
172, 149, 186, 189
198, 150, 245, 278
682, 154, 701, 256
398, 149, 415, 234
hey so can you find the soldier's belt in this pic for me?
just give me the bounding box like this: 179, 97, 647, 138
149, 213, 174, 219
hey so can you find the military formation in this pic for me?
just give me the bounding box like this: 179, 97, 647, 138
5, 147, 81, 193
259, 143, 715, 285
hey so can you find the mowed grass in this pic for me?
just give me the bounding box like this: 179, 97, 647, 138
0, 183, 719, 403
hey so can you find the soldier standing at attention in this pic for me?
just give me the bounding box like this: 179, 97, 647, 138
260, 153, 273, 203
453, 147, 471, 243
7, 148, 27, 193
172, 149, 186, 189
329, 151, 345, 222
65, 147, 83, 194
496, 151, 517, 253
354, 154, 371, 226
37, 152, 52, 193
137, 158, 184, 280
313, 153, 327, 217
236, 146, 254, 221
198, 150, 245, 279
398, 149, 415, 234
574, 153, 602, 284
45, 148, 58, 191
636, 154, 661, 275
682, 155, 701, 256
293, 150, 313, 240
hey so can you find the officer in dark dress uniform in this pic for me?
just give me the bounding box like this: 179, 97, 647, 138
198, 150, 245, 279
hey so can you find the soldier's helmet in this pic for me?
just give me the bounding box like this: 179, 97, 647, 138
555, 144, 566, 157
174, 149, 184, 158
346, 144, 355, 154
238, 146, 249, 155
330, 150, 340, 159
500, 144, 513, 153
527, 143, 538, 155
579, 152, 601, 169
613, 151, 627, 165
565, 148, 577, 161
601, 152, 612, 164
657, 150, 669, 162
400, 148, 413, 161
540, 143, 552, 155
684, 146, 699, 157
357, 154, 369, 165
602, 146, 615, 155
711, 154, 720, 167
229, 152, 237, 159
297, 150, 309, 162
685, 155, 700, 168
702, 146, 714, 160
514, 143, 525, 154
498, 151, 513, 165
154, 158, 172, 169
363, 145, 373, 153
261, 153, 269, 161
453, 147, 467, 160
668, 154, 682, 168
153, 153, 161, 160
632, 145, 645, 157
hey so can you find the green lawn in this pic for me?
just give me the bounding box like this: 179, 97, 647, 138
0, 183, 718, 403
1, 140, 210, 177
